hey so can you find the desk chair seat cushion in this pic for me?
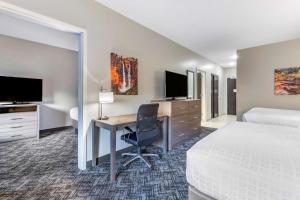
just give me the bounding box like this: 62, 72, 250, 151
121, 128, 160, 146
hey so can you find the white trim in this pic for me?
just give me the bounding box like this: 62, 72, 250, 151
0, 1, 88, 170
0, 1, 84, 33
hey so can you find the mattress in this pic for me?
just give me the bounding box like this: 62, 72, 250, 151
186, 122, 300, 200
243, 107, 300, 128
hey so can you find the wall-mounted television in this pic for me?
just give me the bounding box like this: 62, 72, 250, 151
165, 71, 187, 99
0, 76, 43, 103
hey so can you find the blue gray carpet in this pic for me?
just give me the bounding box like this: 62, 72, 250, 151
0, 127, 215, 200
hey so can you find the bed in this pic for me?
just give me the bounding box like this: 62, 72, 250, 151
186, 121, 300, 200
70, 107, 78, 132
243, 107, 300, 128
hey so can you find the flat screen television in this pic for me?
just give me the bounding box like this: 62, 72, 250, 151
0, 76, 43, 103
165, 71, 187, 98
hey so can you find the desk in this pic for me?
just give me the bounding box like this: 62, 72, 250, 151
92, 114, 169, 182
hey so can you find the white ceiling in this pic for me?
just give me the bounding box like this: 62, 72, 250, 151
0, 12, 79, 51
96, 0, 300, 68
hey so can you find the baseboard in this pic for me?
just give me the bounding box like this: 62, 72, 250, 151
40, 126, 73, 133
86, 145, 136, 168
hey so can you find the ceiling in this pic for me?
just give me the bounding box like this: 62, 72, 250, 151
0, 12, 79, 51
96, 0, 300, 68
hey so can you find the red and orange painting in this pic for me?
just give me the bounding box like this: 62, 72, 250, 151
274, 67, 300, 95
111, 53, 138, 95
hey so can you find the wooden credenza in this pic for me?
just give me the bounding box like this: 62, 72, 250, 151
0, 104, 39, 142
157, 99, 201, 150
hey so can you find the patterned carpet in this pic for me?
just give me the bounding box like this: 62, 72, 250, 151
0, 127, 215, 200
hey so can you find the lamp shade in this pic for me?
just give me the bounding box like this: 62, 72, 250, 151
99, 91, 114, 103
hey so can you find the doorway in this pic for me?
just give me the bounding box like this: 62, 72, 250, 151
0, 2, 87, 170
211, 74, 219, 118
227, 78, 236, 115
197, 70, 206, 121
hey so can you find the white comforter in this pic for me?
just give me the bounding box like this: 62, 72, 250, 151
186, 122, 300, 200
243, 107, 300, 128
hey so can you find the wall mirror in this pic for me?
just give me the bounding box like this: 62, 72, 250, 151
187, 70, 195, 99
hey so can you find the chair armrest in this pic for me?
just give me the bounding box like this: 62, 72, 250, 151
124, 126, 134, 133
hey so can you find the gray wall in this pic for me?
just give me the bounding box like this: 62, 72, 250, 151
1, 0, 224, 162
0, 34, 78, 130
237, 38, 300, 120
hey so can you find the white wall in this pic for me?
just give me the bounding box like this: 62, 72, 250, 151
223, 67, 237, 114
1, 0, 225, 162
0, 34, 78, 130
0, 12, 79, 51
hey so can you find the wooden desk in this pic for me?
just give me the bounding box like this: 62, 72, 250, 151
92, 114, 169, 182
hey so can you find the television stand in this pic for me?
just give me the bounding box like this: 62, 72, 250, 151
0, 104, 40, 143
1, 102, 31, 106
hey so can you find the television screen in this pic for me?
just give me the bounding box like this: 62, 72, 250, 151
165, 71, 187, 98
0, 76, 43, 102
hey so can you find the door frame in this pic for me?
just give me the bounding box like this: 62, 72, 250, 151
196, 69, 206, 121
0, 1, 88, 170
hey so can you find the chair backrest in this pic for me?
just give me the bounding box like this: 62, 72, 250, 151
136, 104, 161, 146
136, 103, 159, 132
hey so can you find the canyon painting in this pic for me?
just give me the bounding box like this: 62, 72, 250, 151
274, 67, 300, 95
111, 53, 138, 95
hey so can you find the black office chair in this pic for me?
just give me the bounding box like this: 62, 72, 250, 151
121, 104, 161, 168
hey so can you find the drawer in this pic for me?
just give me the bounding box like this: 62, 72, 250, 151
0, 121, 37, 133
0, 129, 36, 142
188, 100, 201, 113
172, 129, 189, 144
171, 128, 195, 147
171, 114, 189, 130
189, 113, 200, 121
188, 126, 201, 134
0, 112, 37, 125
0, 128, 37, 137
171, 101, 189, 116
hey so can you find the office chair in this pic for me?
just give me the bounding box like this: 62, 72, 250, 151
121, 104, 161, 168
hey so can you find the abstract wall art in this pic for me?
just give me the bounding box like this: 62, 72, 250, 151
274, 67, 300, 95
111, 53, 138, 95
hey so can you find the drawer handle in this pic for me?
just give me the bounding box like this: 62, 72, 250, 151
11, 134, 23, 137
11, 126, 23, 129
193, 116, 199, 119
11, 118, 23, 121
179, 120, 185, 123
178, 133, 185, 137
193, 127, 198, 130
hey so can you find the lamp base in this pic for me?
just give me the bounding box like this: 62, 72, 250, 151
99, 116, 109, 120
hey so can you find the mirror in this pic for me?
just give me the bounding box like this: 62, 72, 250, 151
187, 70, 195, 99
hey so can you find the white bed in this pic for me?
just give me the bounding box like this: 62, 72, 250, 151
243, 107, 300, 128
186, 122, 300, 200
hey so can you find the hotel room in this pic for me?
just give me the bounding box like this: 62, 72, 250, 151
0, 1, 299, 200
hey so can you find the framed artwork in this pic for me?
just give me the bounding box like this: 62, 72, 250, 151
274, 67, 300, 95
111, 53, 138, 95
